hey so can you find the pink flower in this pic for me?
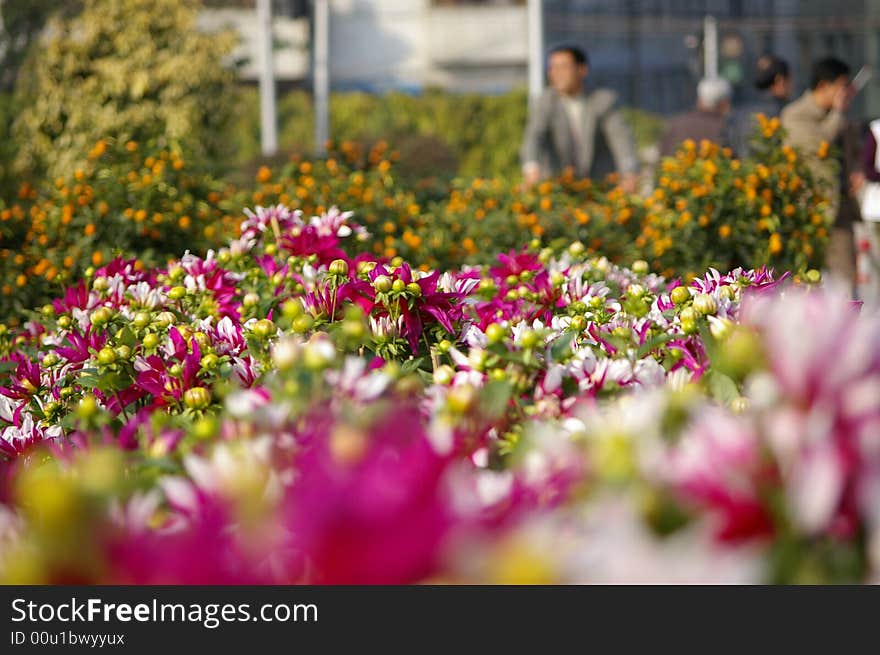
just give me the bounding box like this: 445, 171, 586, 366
282, 407, 454, 583
664, 408, 775, 543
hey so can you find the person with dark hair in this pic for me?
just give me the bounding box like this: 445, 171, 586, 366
781, 56, 857, 291
730, 54, 793, 156
521, 44, 639, 192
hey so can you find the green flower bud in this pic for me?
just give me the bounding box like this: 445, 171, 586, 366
282, 299, 303, 319
292, 314, 314, 334
168, 286, 187, 301
154, 311, 175, 328
90, 307, 113, 327
447, 384, 477, 414
42, 352, 60, 367
328, 259, 349, 276
692, 293, 718, 315
670, 286, 691, 305
485, 322, 506, 345
183, 387, 212, 410
680, 318, 698, 335
433, 365, 455, 385
489, 368, 507, 382
192, 415, 219, 440
406, 282, 422, 297
342, 319, 366, 340
373, 275, 393, 293
588, 296, 605, 310
709, 317, 734, 340
632, 260, 649, 275
538, 247, 554, 264
132, 311, 151, 329
77, 395, 99, 420
520, 330, 540, 349
252, 319, 277, 339
142, 333, 160, 350
96, 346, 117, 365
167, 264, 185, 281
193, 332, 210, 349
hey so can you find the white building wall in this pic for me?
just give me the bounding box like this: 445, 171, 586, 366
200, 1, 529, 92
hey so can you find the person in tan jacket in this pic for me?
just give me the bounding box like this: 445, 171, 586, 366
521, 45, 639, 192
781, 57, 857, 290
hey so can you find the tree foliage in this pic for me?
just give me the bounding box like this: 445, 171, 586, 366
11, 0, 239, 179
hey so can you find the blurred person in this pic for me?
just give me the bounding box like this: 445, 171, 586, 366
730, 55, 793, 156
521, 44, 639, 192
854, 117, 880, 302
781, 57, 857, 292
659, 77, 733, 158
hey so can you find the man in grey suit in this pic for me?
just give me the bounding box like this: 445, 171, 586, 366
521, 45, 639, 192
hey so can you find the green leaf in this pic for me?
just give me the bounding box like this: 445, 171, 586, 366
95, 370, 129, 393
399, 357, 426, 375
705, 370, 740, 406
550, 331, 576, 361
77, 375, 101, 390
479, 379, 513, 419
116, 326, 137, 348
637, 333, 675, 359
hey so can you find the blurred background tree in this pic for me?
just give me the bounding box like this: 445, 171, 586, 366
0, 1, 82, 92
11, 0, 239, 181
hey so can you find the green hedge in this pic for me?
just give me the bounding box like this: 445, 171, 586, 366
231, 88, 664, 181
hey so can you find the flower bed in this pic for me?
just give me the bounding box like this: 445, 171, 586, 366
2, 126, 830, 322
1, 204, 877, 584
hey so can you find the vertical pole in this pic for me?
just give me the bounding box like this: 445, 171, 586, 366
314, 0, 330, 157
704, 14, 718, 78
527, 0, 544, 109
865, 0, 880, 118
257, 0, 278, 157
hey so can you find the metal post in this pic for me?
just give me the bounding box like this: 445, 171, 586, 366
865, 0, 880, 117
257, 0, 278, 157
313, 0, 330, 157
527, 0, 544, 109
704, 14, 718, 78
